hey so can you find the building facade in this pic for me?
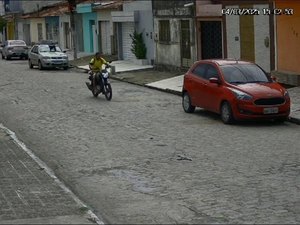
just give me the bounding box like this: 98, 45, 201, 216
1, 0, 62, 41
112, 0, 154, 63
153, 0, 196, 70
274, 0, 300, 75
221, 0, 273, 73
93, 1, 123, 56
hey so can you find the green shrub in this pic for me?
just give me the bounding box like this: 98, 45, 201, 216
130, 31, 147, 59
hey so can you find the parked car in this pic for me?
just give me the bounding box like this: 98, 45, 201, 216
1, 40, 29, 60
182, 59, 291, 124
28, 44, 69, 70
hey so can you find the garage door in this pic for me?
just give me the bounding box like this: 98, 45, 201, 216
122, 22, 135, 60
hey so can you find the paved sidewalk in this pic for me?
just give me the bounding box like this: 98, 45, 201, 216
0, 124, 102, 224
78, 60, 153, 73
146, 75, 184, 94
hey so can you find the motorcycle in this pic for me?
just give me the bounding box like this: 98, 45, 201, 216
86, 64, 112, 101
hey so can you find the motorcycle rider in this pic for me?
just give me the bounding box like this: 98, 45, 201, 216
87, 52, 109, 91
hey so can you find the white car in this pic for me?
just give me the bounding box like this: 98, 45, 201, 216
1, 40, 29, 60
28, 44, 69, 70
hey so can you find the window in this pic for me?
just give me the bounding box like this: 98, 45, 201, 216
192, 64, 206, 79
32, 46, 38, 54
159, 20, 170, 43
205, 64, 219, 80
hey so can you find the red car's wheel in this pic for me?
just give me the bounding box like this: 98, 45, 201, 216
221, 101, 235, 124
182, 92, 195, 113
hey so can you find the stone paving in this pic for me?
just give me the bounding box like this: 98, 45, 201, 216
0, 127, 96, 224
73, 59, 300, 125
0, 57, 300, 224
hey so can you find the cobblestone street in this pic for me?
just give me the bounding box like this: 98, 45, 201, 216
0, 59, 299, 224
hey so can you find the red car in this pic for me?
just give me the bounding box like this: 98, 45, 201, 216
182, 59, 290, 124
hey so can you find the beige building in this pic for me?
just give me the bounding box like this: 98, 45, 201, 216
221, 0, 272, 73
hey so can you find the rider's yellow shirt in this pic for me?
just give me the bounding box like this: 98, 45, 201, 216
89, 57, 107, 71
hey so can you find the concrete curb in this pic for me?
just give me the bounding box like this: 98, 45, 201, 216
288, 116, 300, 125
145, 85, 182, 96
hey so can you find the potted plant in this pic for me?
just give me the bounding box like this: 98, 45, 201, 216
130, 31, 147, 65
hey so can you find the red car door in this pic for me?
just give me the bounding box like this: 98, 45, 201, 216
190, 63, 208, 108
204, 64, 223, 112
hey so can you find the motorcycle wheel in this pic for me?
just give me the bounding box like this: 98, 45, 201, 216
92, 75, 99, 97
104, 84, 112, 101
92, 87, 99, 97
92, 84, 100, 97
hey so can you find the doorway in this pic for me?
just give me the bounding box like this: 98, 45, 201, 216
64, 22, 70, 49
200, 21, 222, 59
89, 20, 96, 53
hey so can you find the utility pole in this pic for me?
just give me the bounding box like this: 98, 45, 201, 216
68, 0, 77, 59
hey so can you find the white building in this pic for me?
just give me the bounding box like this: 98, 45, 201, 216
0, 0, 5, 16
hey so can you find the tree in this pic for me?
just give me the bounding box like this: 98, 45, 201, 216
130, 31, 147, 59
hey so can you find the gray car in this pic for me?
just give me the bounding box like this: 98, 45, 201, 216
1, 40, 29, 60
28, 44, 69, 70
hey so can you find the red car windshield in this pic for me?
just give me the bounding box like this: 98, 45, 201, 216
220, 64, 271, 84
